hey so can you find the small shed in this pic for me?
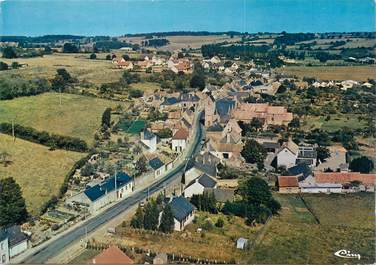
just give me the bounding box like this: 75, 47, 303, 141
236, 237, 248, 250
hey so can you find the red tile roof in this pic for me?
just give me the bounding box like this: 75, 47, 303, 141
91, 246, 134, 264
278, 176, 299, 187
172, 128, 189, 140
315, 172, 376, 185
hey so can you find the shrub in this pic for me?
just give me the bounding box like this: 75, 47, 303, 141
215, 218, 224, 228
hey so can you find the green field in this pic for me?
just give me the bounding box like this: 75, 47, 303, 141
250, 193, 375, 264
0, 53, 123, 85
303, 114, 367, 132
0, 133, 86, 215
0, 92, 126, 144
276, 65, 376, 81
117, 119, 146, 134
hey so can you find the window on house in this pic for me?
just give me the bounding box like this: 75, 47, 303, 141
2, 254, 6, 263
0, 242, 3, 250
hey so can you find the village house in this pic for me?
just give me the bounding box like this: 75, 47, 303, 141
0, 226, 29, 263
230, 103, 293, 127
140, 130, 157, 153
148, 157, 165, 178
276, 141, 317, 169
207, 133, 243, 162
314, 171, 376, 191
172, 128, 189, 152
167, 196, 195, 231
167, 57, 193, 74
90, 245, 134, 264
184, 174, 217, 198
112, 58, 134, 70
299, 183, 343, 193
184, 158, 217, 184
296, 145, 317, 167
66, 172, 133, 214
276, 140, 299, 169
277, 176, 299, 193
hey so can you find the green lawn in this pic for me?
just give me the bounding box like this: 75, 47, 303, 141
250, 193, 375, 264
0, 133, 86, 215
303, 114, 367, 132
0, 92, 126, 145
126, 120, 146, 134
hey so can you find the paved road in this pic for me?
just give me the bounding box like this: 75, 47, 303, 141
24, 112, 204, 264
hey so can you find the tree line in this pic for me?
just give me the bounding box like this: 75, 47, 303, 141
0, 123, 88, 152
131, 195, 175, 233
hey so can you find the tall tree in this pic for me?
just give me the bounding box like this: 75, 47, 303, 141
130, 206, 144, 229
2, 47, 17, 58
159, 204, 174, 233
316, 146, 330, 163
143, 200, 159, 230
241, 139, 267, 169
0, 177, 28, 226
101, 108, 112, 128
349, 156, 374, 173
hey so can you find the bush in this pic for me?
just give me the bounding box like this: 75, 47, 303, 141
0, 61, 8, 71
349, 156, 374, 173
215, 218, 224, 228
129, 89, 144, 98
202, 219, 214, 231
0, 76, 51, 100
0, 123, 88, 152
2, 46, 17, 58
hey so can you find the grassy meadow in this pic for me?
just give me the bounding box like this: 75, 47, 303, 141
302, 114, 368, 132
250, 193, 375, 264
0, 53, 123, 85
0, 92, 126, 144
115, 211, 260, 263
277, 65, 376, 81
0, 133, 86, 215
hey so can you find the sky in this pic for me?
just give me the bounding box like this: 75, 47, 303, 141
0, 0, 375, 36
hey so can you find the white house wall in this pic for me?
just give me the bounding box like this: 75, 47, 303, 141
277, 148, 297, 168
0, 238, 9, 264
9, 241, 28, 258
184, 182, 205, 198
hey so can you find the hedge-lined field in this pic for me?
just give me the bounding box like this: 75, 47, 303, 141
0, 133, 86, 215
0, 92, 126, 145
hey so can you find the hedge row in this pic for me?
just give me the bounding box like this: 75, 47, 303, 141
0, 122, 88, 152
40, 152, 92, 215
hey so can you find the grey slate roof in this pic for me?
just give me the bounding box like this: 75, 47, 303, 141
207, 123, 223, 132
149, 157, 165, 170
186, 159, 217, 177
186, 174, 217, 189
0, 226, 28, 247
198, 174, 217, 188
287, 164, 312, 181
215, 98, 235, 117
169, 196, 195, 222
161, 97, 179, 106
84, 172, 132, 202
142, 129, 156, 140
